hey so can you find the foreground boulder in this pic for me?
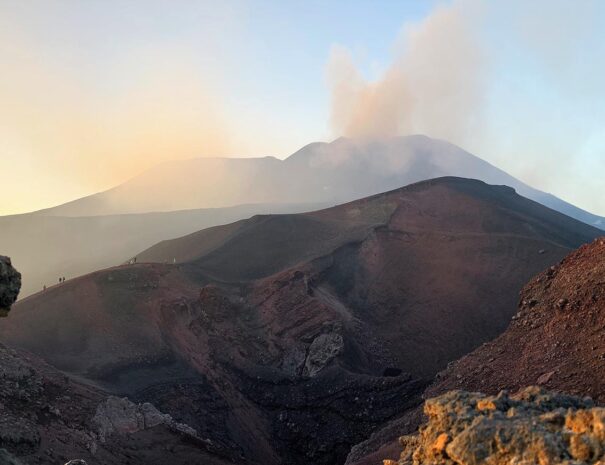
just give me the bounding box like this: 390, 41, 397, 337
0, 256, 21, 316
388, 386, 605, 465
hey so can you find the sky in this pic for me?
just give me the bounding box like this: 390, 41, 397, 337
0, 0, 604, 216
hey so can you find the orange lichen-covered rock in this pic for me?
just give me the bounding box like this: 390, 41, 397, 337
391, 386, 605, 465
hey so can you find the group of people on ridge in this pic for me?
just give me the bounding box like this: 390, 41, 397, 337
42, 276, 66, 291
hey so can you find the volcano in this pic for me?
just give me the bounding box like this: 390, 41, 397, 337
35, 136, 604, 229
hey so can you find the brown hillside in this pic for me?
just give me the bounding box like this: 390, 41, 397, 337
2, 178, 600, 465
427, 237, 605, 400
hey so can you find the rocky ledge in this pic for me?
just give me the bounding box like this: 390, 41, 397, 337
92, 396, 202, 443
387, 386, 605, 465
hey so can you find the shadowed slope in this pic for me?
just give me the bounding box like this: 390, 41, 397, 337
1, 202, 322, 298
0, 343, 240, 465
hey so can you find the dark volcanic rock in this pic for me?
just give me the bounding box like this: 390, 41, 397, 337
92, 396, 200, 443
0, 449, 24, 465
241, 367, 427, 465
0, 345, 236, 465
0, 256, 21, 315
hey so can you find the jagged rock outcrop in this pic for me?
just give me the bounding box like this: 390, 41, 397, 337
0, 256, 21, 315
92, 396, 199, 443
0, 343, 98, 463
303, 332, 344, 377
387, 386, 605, 465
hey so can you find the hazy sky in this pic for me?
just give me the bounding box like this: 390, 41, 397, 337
1, 0, 604, 216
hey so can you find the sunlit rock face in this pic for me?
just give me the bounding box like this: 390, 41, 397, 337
0, 256, 21, 316
388, 386, 605, 465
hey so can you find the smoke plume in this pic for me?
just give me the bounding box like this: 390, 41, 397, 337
327, 0, 486, 144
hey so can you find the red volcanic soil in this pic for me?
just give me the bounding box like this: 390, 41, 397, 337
1, 177, 601, 465
427, 237, 605, 400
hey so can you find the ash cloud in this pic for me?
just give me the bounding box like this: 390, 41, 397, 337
326, 0, 486, 145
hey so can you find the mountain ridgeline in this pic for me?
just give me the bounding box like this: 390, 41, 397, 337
3, 135, 603, 299
36, 136, 605, 228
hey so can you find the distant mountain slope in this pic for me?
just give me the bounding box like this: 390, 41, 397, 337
3, 178, 600, 465
0, 202, 323, 298
35, 136, 605, 230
